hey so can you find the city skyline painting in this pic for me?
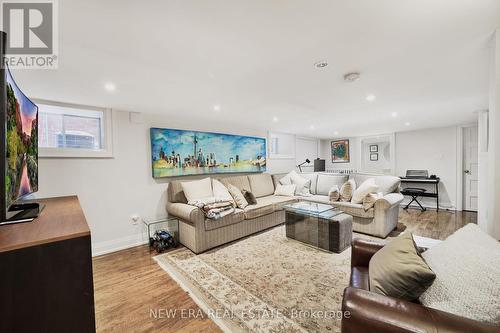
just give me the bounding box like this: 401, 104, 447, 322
150, 128, 266, 177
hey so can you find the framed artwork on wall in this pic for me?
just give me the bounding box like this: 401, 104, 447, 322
369, 144, 378, 152
331, 139, 350, 163
150, 128, 266, 178
370, 153, 378, 161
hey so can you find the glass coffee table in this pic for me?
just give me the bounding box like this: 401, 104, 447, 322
283, 201, 353, 253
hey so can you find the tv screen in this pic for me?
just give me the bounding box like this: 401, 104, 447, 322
4, 67, 38, 209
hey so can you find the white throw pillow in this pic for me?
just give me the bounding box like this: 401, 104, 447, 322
279, 170, 298, 185
212, 179, 235, 205
351, 178, 379, 204
181, 178, 213, 203
290, 172, 312, 196
227, 184, 248, 209
419, 224, 500, 324
274, 184, 296, 196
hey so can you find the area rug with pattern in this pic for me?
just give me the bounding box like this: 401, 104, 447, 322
153, 226, 369, 333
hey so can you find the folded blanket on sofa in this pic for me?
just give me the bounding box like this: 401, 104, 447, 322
188, 198, 235, 220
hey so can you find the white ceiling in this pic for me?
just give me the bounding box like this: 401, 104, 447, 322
12, 0, 500, 138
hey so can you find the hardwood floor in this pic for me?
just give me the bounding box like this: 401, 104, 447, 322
395, 208, 476, 240
92, 208, 476, 332
93, 245, 222, 333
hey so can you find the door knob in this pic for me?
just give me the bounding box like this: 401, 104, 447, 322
464, 170, 471, 174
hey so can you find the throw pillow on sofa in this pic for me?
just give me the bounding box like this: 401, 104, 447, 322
227, 184, 248, 209
340, 179, 356, 201
328, 185, 340, 202
212, 179, 235, 205
274, 184, 296, 196
419, 224, 500, 324
290, 172, 312, 196
242, 190, 257, 205
351, 178, 379, 204
369, 232, 436, 301
181, 178, 213, 203
278, 170, 297, 185
362, 192, 383, 211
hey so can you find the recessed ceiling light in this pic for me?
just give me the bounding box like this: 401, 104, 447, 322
314, 60, 328, 69
104, 82, 116, 92
344, 72, 360, 82
272, 116, 279, 122
213, 104, 221, 112
405, 122, 411, 126
333, 131, 339, 135
391, 112, 398, 117
366, 94, 376, 102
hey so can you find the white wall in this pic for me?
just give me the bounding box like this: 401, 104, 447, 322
361, 141, 391, 174
319, 137, 360, 171
395, 126, 460, 210
320, 126, 466, 210
295, 137, 319, 172
36, 111, 297, 255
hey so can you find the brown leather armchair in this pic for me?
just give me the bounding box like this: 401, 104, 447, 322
341, 238, 499, 333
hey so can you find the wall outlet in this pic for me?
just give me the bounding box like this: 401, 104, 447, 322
131, 215, 140, 225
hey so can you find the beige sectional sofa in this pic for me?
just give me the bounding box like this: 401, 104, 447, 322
166, 172, 403, 253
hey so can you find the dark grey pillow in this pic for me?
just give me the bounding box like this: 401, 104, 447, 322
242, 190, 257, 205
369, 232, 436, 301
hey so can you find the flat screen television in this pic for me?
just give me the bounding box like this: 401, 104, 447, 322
0, 31, 40, 225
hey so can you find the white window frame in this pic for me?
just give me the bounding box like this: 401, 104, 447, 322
34, 99, 114, 158
268, 131, 296, 159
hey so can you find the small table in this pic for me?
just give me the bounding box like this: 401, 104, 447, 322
284, 201, 353, 253
143, 217, 179, 249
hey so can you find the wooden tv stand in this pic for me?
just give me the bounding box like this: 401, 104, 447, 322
0, 196, 95, 333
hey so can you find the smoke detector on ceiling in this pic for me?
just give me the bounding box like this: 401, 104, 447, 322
344, 72, 360, 82
314, 60, 328, 69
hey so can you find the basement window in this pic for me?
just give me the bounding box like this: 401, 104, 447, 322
37, 101, 113, 158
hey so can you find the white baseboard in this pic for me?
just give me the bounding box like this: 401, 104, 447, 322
92, 232, 148, 257
400, 202, 457, 211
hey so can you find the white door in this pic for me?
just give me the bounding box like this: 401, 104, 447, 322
464, 126, 479, 211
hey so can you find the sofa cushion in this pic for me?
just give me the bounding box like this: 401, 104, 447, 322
271, 173, 287, 188
181, 178, 213, 203
248, 174, 275, 198
332, 201, 374, 218
290, 172, 312, 196
243, 201, 275, 219
299, 194, 330, 205
349, 173, 400, 195
299, 173, 319, 194
329, 185, 340, 202
242, 190, 257, 205
363, 192, 383, 211
256, 195, 297, 211
168, 180, 188, 203
369, 232, 436, 301
212, 179, 235, 204
227, 184, 248, 209
420, 224, 500, 324
219, 175, 251, 192
351, 178, 379, 203
277, 170, 296, 185
316, 174, 349, 195
274, 184, 296, 196
340, 179, 356, 201
204, 208, 245, 231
